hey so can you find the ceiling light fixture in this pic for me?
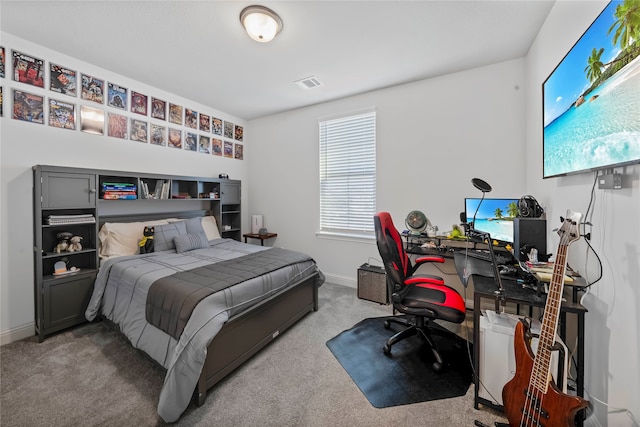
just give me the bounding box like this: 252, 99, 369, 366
240, 5, 283, 43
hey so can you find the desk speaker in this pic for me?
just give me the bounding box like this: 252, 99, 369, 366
357, 264, 388, 304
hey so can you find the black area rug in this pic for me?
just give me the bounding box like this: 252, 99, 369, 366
326, 316, 473, 408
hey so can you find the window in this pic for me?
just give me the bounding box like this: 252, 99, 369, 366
319, 109, 376, 237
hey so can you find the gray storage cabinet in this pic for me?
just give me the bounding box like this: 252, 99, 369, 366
34, 166, 99, 341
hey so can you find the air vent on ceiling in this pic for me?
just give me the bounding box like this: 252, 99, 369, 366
294, 76, 323, 89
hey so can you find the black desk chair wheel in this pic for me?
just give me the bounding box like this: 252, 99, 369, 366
374, 212, 466, 372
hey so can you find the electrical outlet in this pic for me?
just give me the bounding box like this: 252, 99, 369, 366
598, 173, 622, 189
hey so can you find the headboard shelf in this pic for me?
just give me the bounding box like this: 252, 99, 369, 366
99, 210, 210, 227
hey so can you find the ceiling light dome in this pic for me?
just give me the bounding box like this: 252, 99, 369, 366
240, 5, 283, 43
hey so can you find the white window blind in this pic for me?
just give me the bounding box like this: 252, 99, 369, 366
319, 110, 376, 235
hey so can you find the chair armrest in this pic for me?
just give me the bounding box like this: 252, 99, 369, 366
410, 255, 446, 276
415, 255, 445, 265
392, 274, 445, 303
406, 274, 444, 286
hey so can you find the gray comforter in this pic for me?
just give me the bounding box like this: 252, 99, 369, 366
85, 238, 322, 422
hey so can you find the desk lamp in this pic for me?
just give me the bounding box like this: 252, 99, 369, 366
467, 178, 505, 298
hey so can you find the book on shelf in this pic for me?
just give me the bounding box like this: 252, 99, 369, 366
46, 213, 96, 225
161, 180, 170, 199
102, 193, 138, 200
101, 182, 137, 199
140, 181, 150, 199
102, 182, 136, 189
102, 182, 137, 199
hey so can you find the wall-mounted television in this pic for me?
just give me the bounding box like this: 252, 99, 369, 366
465, 198, 519, 243
543, 0, 640, 178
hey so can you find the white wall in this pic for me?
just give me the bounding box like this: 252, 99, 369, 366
247, 58, 527, 285
526, 1, 640, 425
247, 3, 640, 420
0, 33, 249, 343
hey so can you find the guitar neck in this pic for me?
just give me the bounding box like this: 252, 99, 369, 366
530, 235, 572, 392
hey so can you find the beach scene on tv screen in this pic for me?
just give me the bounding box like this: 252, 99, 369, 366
543, 0, 640, 178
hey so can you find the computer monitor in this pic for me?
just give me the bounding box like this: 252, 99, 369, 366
465, 198, 519, 243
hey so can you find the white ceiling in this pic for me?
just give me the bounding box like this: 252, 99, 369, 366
1, 1, 555, 120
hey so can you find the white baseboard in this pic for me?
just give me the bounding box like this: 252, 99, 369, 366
323, 272, 356, 288
0, 322, 35, 346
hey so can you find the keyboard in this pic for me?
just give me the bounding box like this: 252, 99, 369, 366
464, 249, 512, 266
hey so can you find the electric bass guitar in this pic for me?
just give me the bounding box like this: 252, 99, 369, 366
502, 210, 589, 427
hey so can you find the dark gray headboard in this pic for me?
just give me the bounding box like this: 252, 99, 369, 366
98, 209, 209, 229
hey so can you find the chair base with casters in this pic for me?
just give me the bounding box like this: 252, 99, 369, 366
383, 316, 445, 371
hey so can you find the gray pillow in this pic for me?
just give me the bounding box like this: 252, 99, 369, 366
154, 221, 187, 252
183, 216, 206, 236
174, 232, 209, 253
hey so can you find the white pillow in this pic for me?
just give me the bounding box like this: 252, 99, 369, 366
201, 216, 221, 241
99, 219, 169, 258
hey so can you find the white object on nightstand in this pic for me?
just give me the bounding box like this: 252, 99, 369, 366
252, 215, 263, 234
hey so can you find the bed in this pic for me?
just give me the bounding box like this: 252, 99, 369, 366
85, 211, 324, 422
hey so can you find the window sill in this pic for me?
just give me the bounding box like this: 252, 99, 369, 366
315, 231, 375, 244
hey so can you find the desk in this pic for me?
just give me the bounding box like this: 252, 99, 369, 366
472, 275, 587, 427
403, 232, 513, 259
243, 232, 277, 245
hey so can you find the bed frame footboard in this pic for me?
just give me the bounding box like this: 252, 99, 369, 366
194, 273, 320, 406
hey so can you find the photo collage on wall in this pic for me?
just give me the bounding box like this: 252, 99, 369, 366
0, 45, 245, 159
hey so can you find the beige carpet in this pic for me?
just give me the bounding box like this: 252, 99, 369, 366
1, 282, 507, 426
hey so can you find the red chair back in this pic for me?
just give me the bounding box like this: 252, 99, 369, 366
374, 212, 411, 288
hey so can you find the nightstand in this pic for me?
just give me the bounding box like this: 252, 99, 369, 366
243, 232, 277, 246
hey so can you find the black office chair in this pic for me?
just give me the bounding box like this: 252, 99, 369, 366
374, 212, 466, 371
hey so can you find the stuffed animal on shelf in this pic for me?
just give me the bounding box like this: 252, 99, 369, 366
139, 226, 155, 254
53, 231, 73, 254
67, 236, 83, 252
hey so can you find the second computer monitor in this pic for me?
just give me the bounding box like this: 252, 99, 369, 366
465, 198, 520, 243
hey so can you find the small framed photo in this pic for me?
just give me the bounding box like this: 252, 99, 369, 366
234, 143, 244, 160
81, 73, 105, 104
224, 121, 234, 138
212, 138, 222, 156
151, 97, 166, 120
168, 103, 183, 124
199, 113, 210, 132
212, 117, 222, 135
224, 140, 234, 158
150, 123, 167, 146
199, 135, 211, 154
107, 112, 128, 139
0, 47, 5, 78
50, 63, 77, 97
234, 124, 243, 141
48, 98, 76, 130
12, 89, 44, 124
168, 127, 182, 149
12, 50, 44, 88
185, 132, 198, 151
130, 118, 148, 142
131, 91, 148, 115
107, 82, 127, 110
185, 108, 197, 128
80, 105, 104, 135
